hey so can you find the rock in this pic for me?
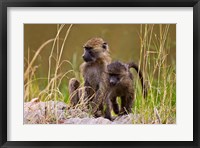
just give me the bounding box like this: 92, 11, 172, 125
24, 101, 140, 124
113, 114, 137, 124
63, 117, 112, 124
24, 101, 68, 124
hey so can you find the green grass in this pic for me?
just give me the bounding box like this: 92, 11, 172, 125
131, 24, 176, 124
24, 24, 176, 124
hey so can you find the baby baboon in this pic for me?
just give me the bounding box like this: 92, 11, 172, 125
69, 37, 111, 115
105, 61, 148, 120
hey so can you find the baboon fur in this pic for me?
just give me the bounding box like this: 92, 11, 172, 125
69, 37, 111, 116
104, 61, 148, 120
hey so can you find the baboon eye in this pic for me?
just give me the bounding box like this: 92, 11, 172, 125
110, 74, 118, 77
85, 46, 93, 50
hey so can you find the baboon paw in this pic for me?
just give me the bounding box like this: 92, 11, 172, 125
113, 108, 119, 114
105, 115, 116, 121
94, 111, 102, 118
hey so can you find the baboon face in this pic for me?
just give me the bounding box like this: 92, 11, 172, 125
107, 61, 128, 86
108, 74, 120, 86
82, 37, 108, 62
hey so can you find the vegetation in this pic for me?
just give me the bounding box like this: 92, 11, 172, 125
24, 24, 176, 124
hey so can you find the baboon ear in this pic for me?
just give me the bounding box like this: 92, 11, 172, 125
102, 42, 108, 51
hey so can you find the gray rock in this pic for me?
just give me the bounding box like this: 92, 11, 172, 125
24, 101, 140, 124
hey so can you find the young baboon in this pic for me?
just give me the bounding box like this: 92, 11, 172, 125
104, 61, 148, 120
69, 37, 111, 115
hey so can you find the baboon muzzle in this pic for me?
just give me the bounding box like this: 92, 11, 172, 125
82, 53, 93, 62
110, 77, 117, 86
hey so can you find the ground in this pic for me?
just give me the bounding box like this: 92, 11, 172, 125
24, 99, 153, 124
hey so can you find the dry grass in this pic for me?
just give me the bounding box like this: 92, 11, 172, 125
24, 24, 176, 124
133, 24, 176, 124
24, 24, 75, 123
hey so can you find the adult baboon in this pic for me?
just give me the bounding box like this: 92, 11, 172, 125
69, 37, 111, 115
104, 61, 148, 120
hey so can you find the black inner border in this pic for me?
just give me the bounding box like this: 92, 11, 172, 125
0, 0, 199, 147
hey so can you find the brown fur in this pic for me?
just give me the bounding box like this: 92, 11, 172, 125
69, 78, 80, 106
104, 61, 148, 120
69, 37, 111, 116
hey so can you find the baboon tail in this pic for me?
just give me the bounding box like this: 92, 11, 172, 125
128, 62, 148, 98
